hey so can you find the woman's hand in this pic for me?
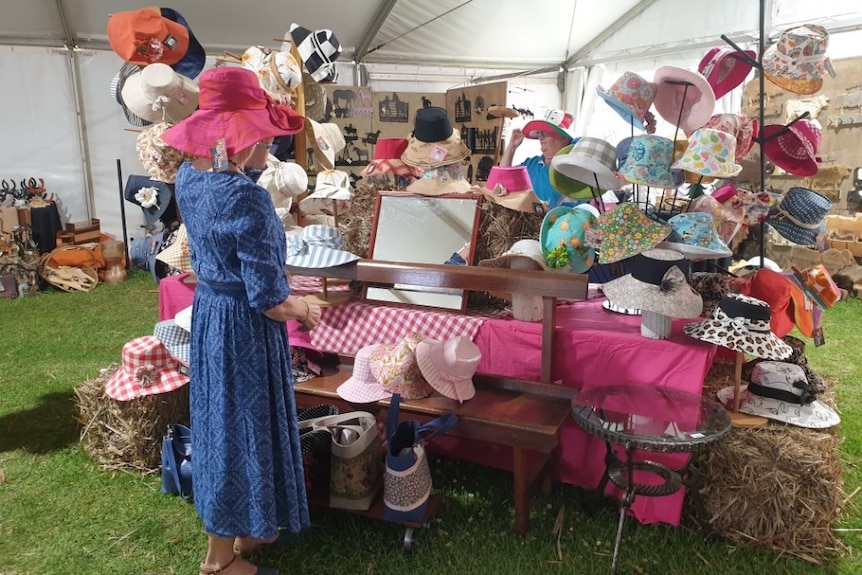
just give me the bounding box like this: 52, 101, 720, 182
300, 300, 322, 330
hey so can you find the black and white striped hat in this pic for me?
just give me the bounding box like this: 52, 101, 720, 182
289, 23, 341, 83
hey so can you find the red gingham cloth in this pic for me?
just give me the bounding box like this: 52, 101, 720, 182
105, 335, 190, 401
288, 277, 498, 355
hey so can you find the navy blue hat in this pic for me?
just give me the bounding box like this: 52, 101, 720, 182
124, 175, 174, 231
768, 186, 831, 246
159, 7, 206, 79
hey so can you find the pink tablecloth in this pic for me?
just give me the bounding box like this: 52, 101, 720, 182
158, 275, 716, 526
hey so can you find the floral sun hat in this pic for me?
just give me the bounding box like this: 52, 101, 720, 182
540, 206, 598, 273
670, 128, 742, 179
618, 135, 678, 189
657, 212, 733, 260
701, 113, 757, 162
136, 122, 194, 184
596, 202, 671, 264
369, 332, 434, 400
762, 24, 835, 95
596, 71, 657, 131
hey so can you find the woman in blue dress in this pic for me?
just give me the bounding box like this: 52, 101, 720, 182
164, 67, 321, 575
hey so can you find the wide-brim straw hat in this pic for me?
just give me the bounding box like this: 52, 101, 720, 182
550, 137, 625, 191
136, 121, 194, 184
653, 66, 716, 134
684, 293, 794, 360
406, 164, 471, 196
162, 67, 305, 158
121, 63, 199, 124
601, 248, 703, 318
597, 202, 671, 264
415, 336, 480, 402
302, 73, 327, 121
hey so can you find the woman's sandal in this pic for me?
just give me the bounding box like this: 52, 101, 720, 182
199, 554, 280, 575
233, 530, 293, 556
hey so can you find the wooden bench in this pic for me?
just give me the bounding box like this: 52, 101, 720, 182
287, 259, 588, 534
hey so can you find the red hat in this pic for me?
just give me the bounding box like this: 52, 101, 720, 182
105, 336, 189, 401
698, 47, 758, 99
162, 67, 305, 158
361, 138, 419, 177
737, 268, 813, 338
762, 119, 821, 177
107, 8, 190, 66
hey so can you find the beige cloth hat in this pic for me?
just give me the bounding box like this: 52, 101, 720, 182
258, 160, 308, 212
299, 169, 352, 215
308, 119, 345, 170
156, 223, 192, 272
121, 63, 198, 124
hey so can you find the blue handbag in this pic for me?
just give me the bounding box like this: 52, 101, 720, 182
160, 423, 193, 500
383, 394, 457, 523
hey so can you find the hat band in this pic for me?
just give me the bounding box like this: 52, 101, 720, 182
719, 297, 771, 322
310, 32, 334, 65
630, 254, 690, 286
773, 206, 823, 230
773, 48, 828, 67
748, 381, 815, 406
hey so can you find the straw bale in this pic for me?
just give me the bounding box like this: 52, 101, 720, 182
468, 202, 544, 310
74, 364, 190, 473
690, 359, 846, 562
339, 180, 382, 259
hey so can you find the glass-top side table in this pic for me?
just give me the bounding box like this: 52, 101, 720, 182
571, 384, 731, 575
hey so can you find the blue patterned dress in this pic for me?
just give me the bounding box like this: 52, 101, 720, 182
174, 162, 310, 539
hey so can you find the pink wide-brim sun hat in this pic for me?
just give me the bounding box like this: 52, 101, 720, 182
652, 66, 716, 134
162, 67, 305, 158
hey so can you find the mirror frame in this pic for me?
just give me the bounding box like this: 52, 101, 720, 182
363, 191, 483, 312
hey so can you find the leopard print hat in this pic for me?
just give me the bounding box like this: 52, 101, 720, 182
683, 293, 793, 360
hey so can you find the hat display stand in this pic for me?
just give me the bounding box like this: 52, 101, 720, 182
718, 0, 815, 269
640, 310, 671, 339
728, 349, 769, 428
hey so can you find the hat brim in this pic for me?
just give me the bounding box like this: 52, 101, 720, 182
159, 7, 206, 79
163, 106, 305, 158
550, 155, 626, 191
401, 134, 470, 169
284, 245, 360, 268
653, 67, 716, 133
406, 177, 471, 196
336, 376, 390, 403
596, 88, 646, 131
602, 299, 642, 315
761, 125, 818, 177
656, 240, 733, 260
415, 340, 477, 402
522, 119, 571, 140
716, 385, 839, 428
766, 217, 824, 246
480, 187, 548, 213
703, 50, 757, 99
683, 319, 793, 359
619, 162, 679, 189
104, 366, 189, 401
478, 251, 548, 270
602, 272, 703, 318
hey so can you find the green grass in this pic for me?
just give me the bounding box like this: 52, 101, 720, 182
0, 271, 860, 574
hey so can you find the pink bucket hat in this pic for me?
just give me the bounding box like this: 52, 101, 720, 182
162, 67, 305, 158
523, 109, 575, 140
105, 335, 189, 401
671, 128, 742, 179
698, 47, 758, 99
596, 71, 657, 131
415, 336, 481, 402
653, 66, 716, 133
369, 332, 434, 400
700, 113, 757, 161
480, 166, 547, 214
763, 24, 834, 95
336, 345, 387, 403
762, 119, 821, 177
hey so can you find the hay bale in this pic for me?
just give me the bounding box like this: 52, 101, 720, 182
339, 180, 383, 259
74, 364, 190, 472
690, 359, 846, 563
468, 202, 545, 310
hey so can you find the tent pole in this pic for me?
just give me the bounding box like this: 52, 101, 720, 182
55, 0, 96, 219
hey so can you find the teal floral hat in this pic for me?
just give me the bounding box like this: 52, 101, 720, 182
596, 202, 670, 264
618, 134, 677, 189
657, 212, 733, 260
540, 206, 598, 274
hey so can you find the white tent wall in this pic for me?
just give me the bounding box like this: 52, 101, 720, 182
3, 0, 862, 241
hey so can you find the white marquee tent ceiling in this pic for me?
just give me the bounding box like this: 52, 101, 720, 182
3, 0, 862, 71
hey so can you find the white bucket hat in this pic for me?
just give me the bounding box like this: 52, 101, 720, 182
121, 63, 199, 124
308, 119, 346, 170
299, 169, 351, 216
